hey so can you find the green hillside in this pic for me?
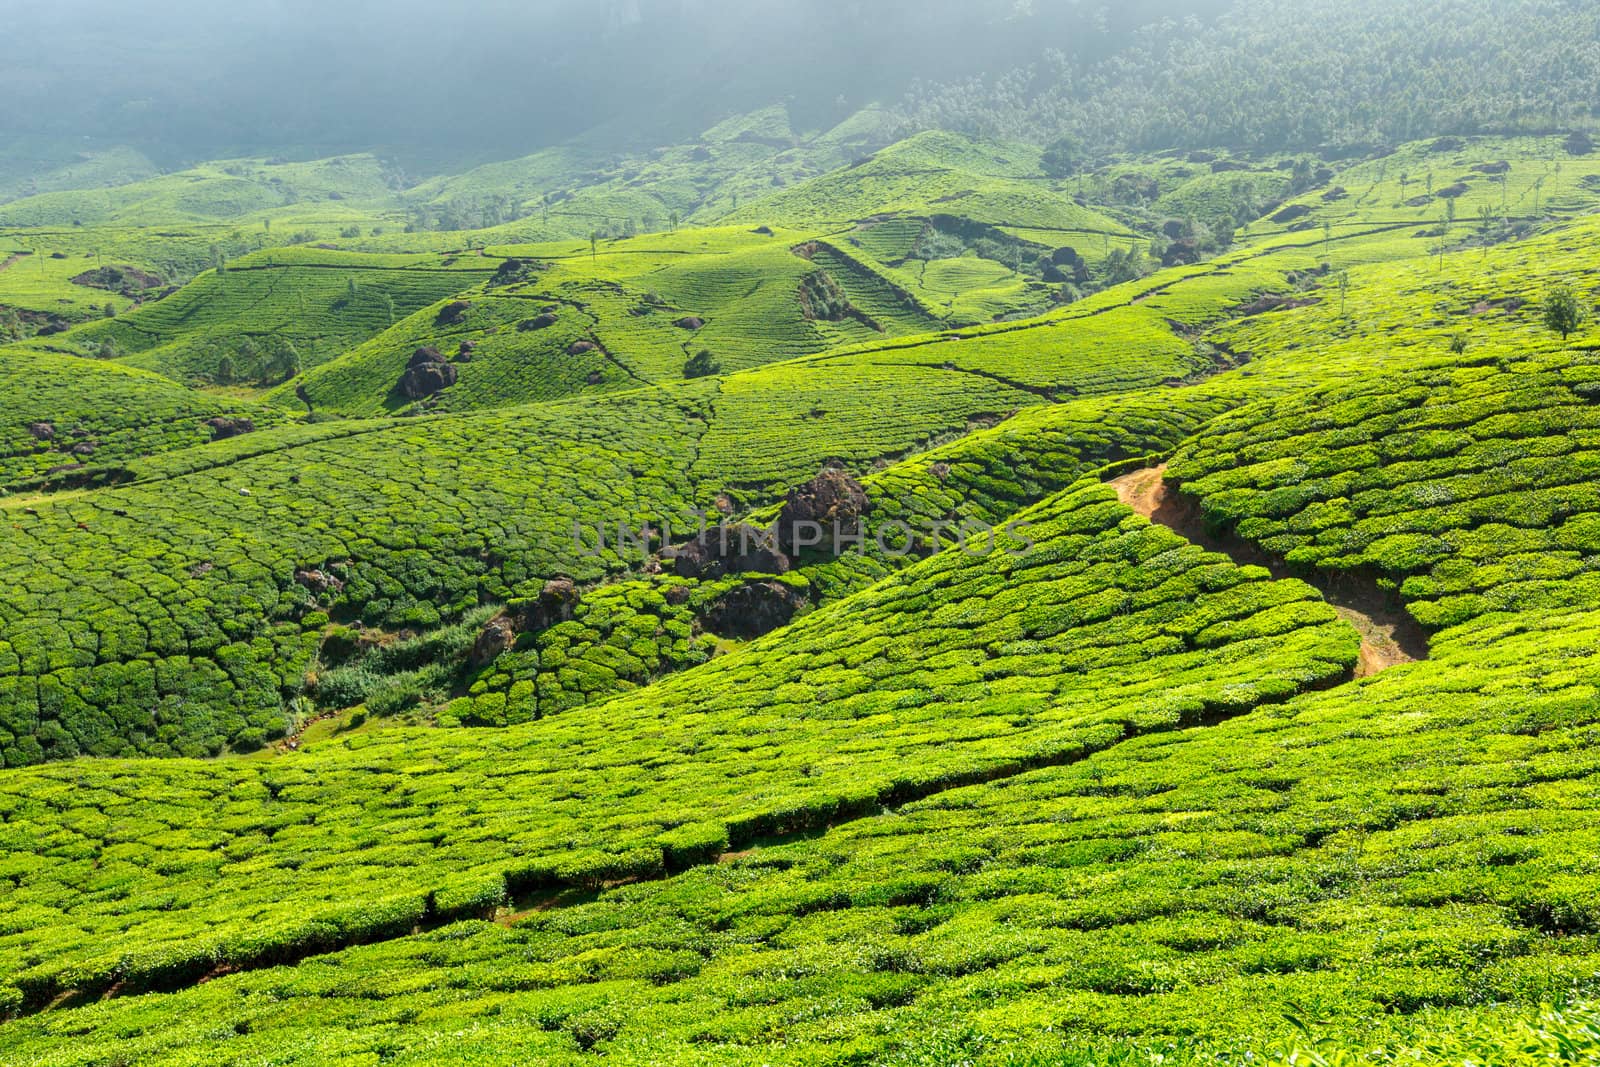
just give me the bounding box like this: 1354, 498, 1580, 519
5, 111, 1600, 1066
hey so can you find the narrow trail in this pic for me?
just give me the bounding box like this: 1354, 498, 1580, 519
1108, 464, 1427, 677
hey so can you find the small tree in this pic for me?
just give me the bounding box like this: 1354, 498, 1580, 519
589, 232, 599, 261
683, 349, 721, 379
1543, 284, 1588, 342
1336, 270, 1350, 317
216, 355, 236, 384
1448, 333, 1469, 355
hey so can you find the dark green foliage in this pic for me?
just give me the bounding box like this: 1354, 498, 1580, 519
683, 349, 721, 379
1041, 134, 1088, 178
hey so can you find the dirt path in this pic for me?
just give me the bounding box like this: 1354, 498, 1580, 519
0, 253, 22, 272
1108, 463, 1426, 677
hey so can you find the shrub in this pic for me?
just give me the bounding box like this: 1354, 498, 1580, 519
684, 349, 722, 379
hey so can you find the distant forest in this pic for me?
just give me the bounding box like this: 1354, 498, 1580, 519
897, 0, 1600, 154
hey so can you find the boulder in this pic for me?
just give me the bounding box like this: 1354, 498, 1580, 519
568, 340, 597, 355
295, 568, 345, 597
776, 467, 869, 553
519, 313, 558, 331
700, 580, 806, 639
205, 417, 256, 440
513, 578, 581, 633
435, 300, 472, 326
472, 614, 516, 666
27, 422, 54, 441
673, 316, 705, 330
409, 346, 444, 367
671, 523, 789, 579
400, 358, 457, 399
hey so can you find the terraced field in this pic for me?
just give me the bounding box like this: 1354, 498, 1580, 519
4, 129, 1600, 1065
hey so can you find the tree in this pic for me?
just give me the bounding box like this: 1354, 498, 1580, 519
216, 355, 236, 384
1336, 270, 1350, 317
589, 232, 599, 261
1100, 244, 1147, 287
1041, 134, 1088, 178
683, 349, 721, 379
102, 303, 116, 319
1448, 333, 1469, 355
669, 211, 681, 233
1542, 284, 1588, 342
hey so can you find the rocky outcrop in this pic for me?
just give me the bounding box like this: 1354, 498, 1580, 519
701, 580, 806, 639
400, 347, 458, 399
473, 614, 517, 666
671, 524, 789, 579
435, 300, 472, 326
205, 417, 256, 440
513, 578, 581, 633
776, 467, 869, 553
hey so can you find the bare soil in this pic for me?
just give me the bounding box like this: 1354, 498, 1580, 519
1108, 464, 1426, 677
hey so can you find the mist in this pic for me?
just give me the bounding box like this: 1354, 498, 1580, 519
0, 0, 1228, 169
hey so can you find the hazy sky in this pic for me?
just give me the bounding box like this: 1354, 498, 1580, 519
0, 0, 1224, 166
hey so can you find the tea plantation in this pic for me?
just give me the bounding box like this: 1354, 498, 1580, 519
3, 123, 1600, 1065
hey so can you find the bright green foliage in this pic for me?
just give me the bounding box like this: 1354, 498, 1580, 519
0, 386, 722, 763
0, 350, 284, 490
1170, 350, 1600, 630
0, 479, 1354, 1011
717, 132, 1133, 235
1, 605, 1596, 1061
4, 130, 1600, 1062
58, 249, 496, 384
0, 155, 398, 229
